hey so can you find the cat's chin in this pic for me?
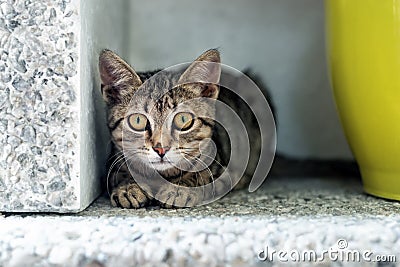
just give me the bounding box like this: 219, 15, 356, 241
148, 161, 176, 171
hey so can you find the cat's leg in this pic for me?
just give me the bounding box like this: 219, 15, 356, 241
109, 167, 151, 209
111, 180, 151, 209
156, 168, 234, 208
156, 171, 211, 208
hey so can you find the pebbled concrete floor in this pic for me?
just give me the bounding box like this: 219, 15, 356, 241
1, 157, 400, 267
80, 175, 400, 218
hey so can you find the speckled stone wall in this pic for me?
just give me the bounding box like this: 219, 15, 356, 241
0, 0, 127, 212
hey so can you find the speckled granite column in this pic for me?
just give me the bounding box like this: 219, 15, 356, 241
0, 0, 128, 212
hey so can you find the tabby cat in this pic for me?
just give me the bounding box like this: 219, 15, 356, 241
99, 49, 264, 208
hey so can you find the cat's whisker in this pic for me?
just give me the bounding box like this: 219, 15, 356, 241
106, 154, 126, 196
106, 150, 144, 196
183, 150, 234, 198
181, 153, 216, 198
108, 148, 144, 162
107, 153, 125, 179
111, 157, 128, 196
123, 149, 144, 156
178, 155, 209, 196
177, 147, 197, 151
197, 152, 234, 190
108, 155, 125, 174
107, 150, 125, 161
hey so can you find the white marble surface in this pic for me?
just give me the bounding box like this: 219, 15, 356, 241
1, 215, 399, 267
0, 0, 127, 212
1, 176, 399, 267
0, 0, 81, 211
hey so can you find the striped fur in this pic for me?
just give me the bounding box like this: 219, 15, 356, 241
99, 49, 262, 208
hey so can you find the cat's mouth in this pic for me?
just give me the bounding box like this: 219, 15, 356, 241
150, 159, 173, 165
149, 158, 176, 171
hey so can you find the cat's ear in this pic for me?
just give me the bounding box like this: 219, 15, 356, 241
178, 49, 221, 99
99, 49, 142, 104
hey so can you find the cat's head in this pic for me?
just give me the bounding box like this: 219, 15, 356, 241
99, 49, 221, 172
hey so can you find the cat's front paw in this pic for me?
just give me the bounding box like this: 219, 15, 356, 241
110, 182, 150, 209
156, 185, 202, 208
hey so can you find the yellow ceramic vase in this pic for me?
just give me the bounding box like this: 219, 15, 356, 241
325, 0, 400, 200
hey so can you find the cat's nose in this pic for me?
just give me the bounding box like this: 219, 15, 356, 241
152, 146, 170, 158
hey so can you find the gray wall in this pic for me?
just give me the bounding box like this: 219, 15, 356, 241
81, 0, 130, 205
125, 0, 353, 159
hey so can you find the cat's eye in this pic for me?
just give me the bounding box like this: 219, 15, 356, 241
127, 113, 148, 132
173, 112, 194, 131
